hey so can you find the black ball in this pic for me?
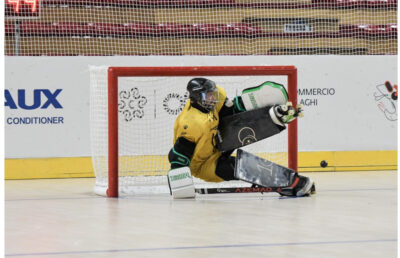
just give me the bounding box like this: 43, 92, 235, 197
320, 160, 328, 168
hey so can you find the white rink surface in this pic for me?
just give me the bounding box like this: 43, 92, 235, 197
5, 171, 397, 258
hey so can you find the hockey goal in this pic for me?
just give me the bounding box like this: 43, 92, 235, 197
89, 66, 298, 197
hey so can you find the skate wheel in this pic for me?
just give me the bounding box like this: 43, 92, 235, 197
296, 104, 302, 109
281, 105, 288, 112
288, 110, 295, 116
298, 112, 304, 118
286, 101, 293, 107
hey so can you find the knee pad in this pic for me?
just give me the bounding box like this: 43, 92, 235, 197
215, 155, 236, 181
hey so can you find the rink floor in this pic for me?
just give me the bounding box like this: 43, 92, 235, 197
5, 171, 397, 258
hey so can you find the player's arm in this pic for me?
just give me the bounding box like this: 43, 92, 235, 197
168, 137, 197, 199
168, 137, 196, 169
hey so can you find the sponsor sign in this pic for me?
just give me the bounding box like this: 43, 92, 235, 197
283, 19, 313, 33
284, 23, 313, 33
5, 56, 397, 159
298, 88, 336, 106
5, 89, 64, 125
118, 87, 148, 121
374, 81, 397, 121
163, 92, 189, 115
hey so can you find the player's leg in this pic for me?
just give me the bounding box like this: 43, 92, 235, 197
235, 149, 314, 197
233, 80, 303, 125
216, 107, 285, 152
212, 149, 315, 197
196, 151, 236, 182
215, 154, 236, 181
196, 152, 225, 182
234, 81, 288, 111
279, 175, 316, 197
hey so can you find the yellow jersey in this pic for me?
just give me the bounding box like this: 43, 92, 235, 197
173, 86, 227, 182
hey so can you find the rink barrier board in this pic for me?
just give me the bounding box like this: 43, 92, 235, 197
4, 150, 397, 179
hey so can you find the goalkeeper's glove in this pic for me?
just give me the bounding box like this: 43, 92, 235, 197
270, 102, 303, 126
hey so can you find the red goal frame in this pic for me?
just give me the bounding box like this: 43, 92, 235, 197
107, 66, 298, 197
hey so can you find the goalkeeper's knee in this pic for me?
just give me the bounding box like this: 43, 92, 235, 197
215, 155, 236, 181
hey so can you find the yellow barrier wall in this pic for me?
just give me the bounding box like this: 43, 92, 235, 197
5, 150, 397, 179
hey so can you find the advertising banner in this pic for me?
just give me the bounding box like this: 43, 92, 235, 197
5, 56, 397, 159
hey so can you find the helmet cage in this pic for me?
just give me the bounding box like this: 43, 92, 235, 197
200, 90, 219, 111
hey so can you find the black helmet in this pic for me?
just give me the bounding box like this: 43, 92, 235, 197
187, 78, 219, 111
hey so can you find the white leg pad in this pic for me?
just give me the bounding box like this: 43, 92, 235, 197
168, 167, 196, 199
241, 81, 288, 111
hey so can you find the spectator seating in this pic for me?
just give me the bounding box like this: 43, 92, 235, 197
40, 0, 396, 8
4, 0, 397, 55
7, 21, 397, 39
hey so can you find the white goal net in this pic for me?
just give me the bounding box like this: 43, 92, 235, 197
89, 66, 294, 196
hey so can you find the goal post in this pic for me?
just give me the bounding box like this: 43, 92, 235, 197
91, 65, 298, 197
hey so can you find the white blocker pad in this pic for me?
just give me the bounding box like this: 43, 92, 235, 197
241, 81, 288, 111
167, 167, 196, 199
234, 149, 296, 187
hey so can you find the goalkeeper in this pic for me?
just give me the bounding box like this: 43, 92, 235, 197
168, 78, 312, 197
